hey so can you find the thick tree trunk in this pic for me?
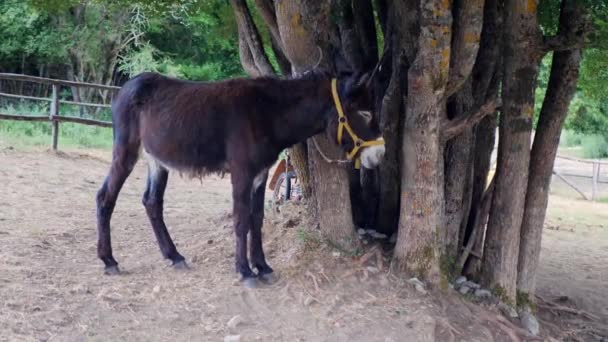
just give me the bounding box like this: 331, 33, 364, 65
443, 80, 475, 265
393, 0, 452, 285
481, 0, 541, 303
461, 0, 503, 279
275, 0, 359, 251
517, 0, 586, 300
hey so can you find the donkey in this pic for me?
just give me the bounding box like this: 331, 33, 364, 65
95, 69, 385, 286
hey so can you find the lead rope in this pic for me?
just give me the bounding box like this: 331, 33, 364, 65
311, 136, 352, 165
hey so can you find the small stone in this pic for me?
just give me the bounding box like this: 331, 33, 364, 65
227, 315, 243, 330
370, 231, 388, 239
459, 285, 471, 295
332, 251, 341, 258
152, 285, 161, 294
520, 311, 540, 336
498, 302, 519, 318
224, 335, 241, 342
474, 289, 492, 298
357, 228, 366, 236
407, 278, 427, 294
455, 276, 467, 285
207, 239, 214, 244
414, 283, 427, 294
464, 281, 481, 289
389, 233, 397, 244
407, 277, 424, 287
366, 266, 379, 274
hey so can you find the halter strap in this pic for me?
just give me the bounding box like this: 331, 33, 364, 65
330, 78, 384, 169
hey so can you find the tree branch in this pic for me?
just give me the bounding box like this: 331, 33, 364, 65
541, 34, 586, 53
253, 0, 282, 49
446, 0, 485, 97
539, 0, 590, 55
441, 99, 501, 142
457, 176, 495, 273
231, 0, 275, 77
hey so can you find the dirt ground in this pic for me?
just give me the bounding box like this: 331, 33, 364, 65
0, 145, 605, 341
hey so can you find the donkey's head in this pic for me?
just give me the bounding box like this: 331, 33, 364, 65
324, 72, 385, 169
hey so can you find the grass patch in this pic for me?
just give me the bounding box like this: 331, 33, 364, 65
0, 120, 113, 149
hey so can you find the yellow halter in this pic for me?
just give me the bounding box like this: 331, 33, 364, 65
330, 78, 384, 169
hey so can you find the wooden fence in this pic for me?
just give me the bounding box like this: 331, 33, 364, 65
0, 73, 119, 150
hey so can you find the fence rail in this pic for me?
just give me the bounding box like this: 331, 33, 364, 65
0, 73, 117, 149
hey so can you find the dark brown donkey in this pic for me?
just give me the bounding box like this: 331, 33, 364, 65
95, 70, 385, 286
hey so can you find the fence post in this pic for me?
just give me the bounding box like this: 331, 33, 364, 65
592, 162, 600, 201
50, 83, 60, 150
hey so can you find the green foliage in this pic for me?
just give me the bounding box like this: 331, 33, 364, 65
0, 1, 69, 66
580, 134, 608, 158
560, 130, 583, 147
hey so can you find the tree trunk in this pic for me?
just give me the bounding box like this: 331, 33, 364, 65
481, 0, 542, 303
393, 0, 452, 286
463, 115, 497, 278
443, 80, 474, 266
517, 0, 586, 300
441, 0, 485, 267
275, 0, 359, 251
462, 0, 503, 279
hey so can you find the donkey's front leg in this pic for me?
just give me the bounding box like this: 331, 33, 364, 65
231, 171, 256, 286
250, 170, 274, 281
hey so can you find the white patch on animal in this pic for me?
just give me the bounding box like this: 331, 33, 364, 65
360, 141, 385, 169
143, 150, 166, 179
253, 168, 269, 191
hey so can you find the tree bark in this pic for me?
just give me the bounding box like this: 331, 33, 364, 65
517, 0, 586, 300
481, 0, 542, 303
443, 80, 474, 265
274, 0, 359, 252
393, 0, 452, 285
461, 0, 503, 279
232, 0, 275, 77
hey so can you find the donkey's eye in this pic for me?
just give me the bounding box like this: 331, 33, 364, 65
357, 110, 372, 122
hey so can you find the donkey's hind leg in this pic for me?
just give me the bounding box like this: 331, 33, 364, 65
142, 157, 187, 269
250, 170, 274, 281
96, 145, 139, 275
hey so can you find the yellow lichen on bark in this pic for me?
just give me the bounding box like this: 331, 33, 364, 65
290, 13, 306, 36
527, 0, 537, 14
464, 32, 480, 44
523, 104, 534, 119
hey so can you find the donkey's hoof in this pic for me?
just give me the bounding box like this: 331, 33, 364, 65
258, 272, 278, 285
104, 265, 120, 275
241, 277, 259, 289
172, 260, 190, 270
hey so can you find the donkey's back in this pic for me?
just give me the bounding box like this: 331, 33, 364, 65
111, 72, 269, 176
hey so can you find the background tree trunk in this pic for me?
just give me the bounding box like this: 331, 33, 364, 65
442, 0, 485, 268
481, 0, 541, 303
393, 0, 452, 285
517, 0, 587, 300
462, 0, 503, 279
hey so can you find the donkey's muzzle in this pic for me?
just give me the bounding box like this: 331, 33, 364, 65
360, 141, 385, 169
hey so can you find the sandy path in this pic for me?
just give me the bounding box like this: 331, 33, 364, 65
0, 146, 602, 341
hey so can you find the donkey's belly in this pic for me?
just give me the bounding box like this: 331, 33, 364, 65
141, 139, 229, 179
